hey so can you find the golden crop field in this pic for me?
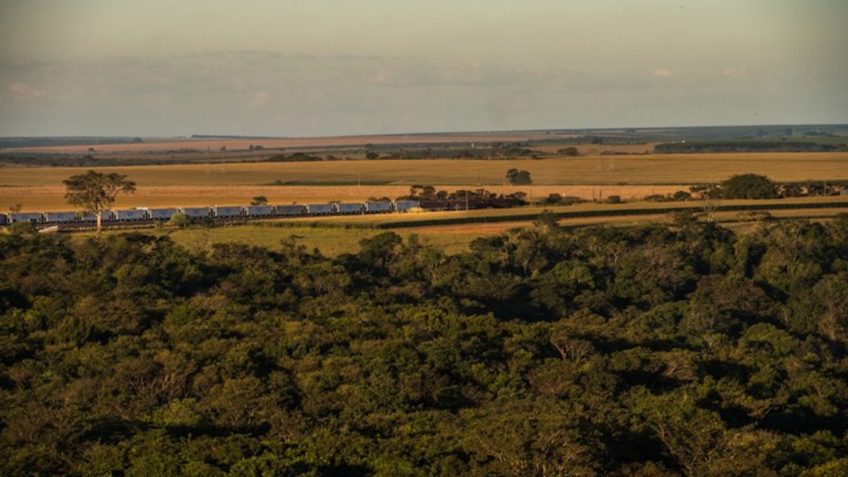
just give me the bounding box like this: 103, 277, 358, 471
2, 152, 846, 211
2, 153, 846, 187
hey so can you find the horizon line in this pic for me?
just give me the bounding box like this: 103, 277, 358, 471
2, 121, 848, 141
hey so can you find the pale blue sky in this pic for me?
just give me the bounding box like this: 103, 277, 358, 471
1, 0, 846, 136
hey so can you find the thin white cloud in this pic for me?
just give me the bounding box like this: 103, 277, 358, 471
139, 91, 173, 109
8, 81, 45, 101
250, 90, 271, 107
724, 66, 748, 78
1, 50, 845, 136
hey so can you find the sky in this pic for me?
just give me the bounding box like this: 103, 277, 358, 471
1, 0, 846, 137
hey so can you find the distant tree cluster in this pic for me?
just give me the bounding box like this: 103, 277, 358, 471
690, 174, 848, 200
541, 193, 586, 205
645, 190, 693, 202
400, 185, 527, 205
2, 215, 848, 475
557, 146, 580, 156
506, 168, 533, 185
266, 152, 324, 162
655, 141, 845, 153
691, 174, 778, 200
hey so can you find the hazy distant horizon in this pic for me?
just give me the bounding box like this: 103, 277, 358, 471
2, 121, 848, 141
2, 0, 846, 137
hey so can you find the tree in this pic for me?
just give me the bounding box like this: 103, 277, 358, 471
63, 170, 136, 233
420, 185, 436, 199
250, 196, 268, 206
720, 174, 777, 199
506, 169, 532, 185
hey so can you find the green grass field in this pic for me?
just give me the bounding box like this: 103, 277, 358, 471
259, 196, 848, 227
72, 197, 847, 257
85, 225, 485, 256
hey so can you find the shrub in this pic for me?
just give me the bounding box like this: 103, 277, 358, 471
167, 212, 192, 228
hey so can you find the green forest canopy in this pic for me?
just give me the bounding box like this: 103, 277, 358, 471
2, 216, 848, 476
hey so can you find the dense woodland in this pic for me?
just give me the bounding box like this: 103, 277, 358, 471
2, 215, 848, 476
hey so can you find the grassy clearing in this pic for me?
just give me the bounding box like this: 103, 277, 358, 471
172, 226, 481, 256
82, 225, 480, 256
71, 201, 847, 257
262, 196, 848, 227
399, 204, 848, 235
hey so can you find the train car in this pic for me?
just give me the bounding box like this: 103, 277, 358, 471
113, 209, 148, 221
9, 212, 44, 223
364, 201, 393, 213
305, 203, 335, 215
245, 205, 274, 217
487, 197, 525, 209
420, 200, 453, 211
148, 208, 178, 220
393, 200, 421, 212
212, 206, 244, 218
43, 211, 78, 223
273, 205, 308, 217
80, 211, 113, 223
336, 202, 364, 214
179, 207, 211, 218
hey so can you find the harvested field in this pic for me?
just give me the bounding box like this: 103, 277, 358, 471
3, 152, 846, 211
2, 153, 845, 189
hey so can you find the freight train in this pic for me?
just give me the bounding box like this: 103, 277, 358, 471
1, 195, 525, 227
1, 200, 418, 226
